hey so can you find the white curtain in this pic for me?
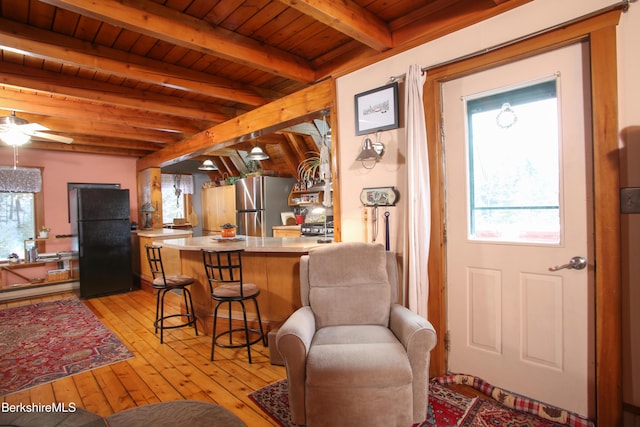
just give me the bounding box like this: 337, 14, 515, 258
403, 64, 430, 317
161, 173, 193, 195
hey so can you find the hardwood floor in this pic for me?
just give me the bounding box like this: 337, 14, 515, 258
1, 290, 286, 426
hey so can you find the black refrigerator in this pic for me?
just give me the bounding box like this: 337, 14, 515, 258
69, 188, 133, 299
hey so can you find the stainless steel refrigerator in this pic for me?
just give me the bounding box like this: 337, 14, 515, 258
70, 188, 133, 298
235, 176, 296, 237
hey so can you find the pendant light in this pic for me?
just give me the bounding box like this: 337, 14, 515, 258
247, 146, 269, 161
198, 159, 218, 171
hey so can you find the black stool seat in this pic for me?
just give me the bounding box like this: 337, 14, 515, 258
146, 245, 198, 344
202, 249, 266, 363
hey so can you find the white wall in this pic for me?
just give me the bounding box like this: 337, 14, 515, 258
335, 0, 639, 408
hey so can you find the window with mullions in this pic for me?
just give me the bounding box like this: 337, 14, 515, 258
0, 192, 36, 258
466, 79, 560, 244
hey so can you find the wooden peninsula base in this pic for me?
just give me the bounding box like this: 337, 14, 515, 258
158, 235, 329, 335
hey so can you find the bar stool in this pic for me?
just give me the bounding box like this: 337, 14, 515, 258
201, 249, 266, 363
145, 244, 198, 344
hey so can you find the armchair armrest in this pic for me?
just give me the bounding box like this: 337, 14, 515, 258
389, 304, 437, 352
276, 306, 316, 425
389, 303, 437, 423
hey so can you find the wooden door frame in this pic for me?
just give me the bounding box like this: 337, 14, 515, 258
425, 9, 623, 426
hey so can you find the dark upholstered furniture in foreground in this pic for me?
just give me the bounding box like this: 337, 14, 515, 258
0, 400, 247, 427
277, 242, 437, 427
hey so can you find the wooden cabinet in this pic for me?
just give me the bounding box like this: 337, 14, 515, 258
202, 185, 236, 233
273, 226, 301, 238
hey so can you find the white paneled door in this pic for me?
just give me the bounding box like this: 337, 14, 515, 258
444, 42, 594, 417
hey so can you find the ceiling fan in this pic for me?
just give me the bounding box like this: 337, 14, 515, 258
0, 111, 73, 146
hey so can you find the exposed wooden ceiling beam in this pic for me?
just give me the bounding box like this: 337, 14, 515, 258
42, 134, 161, 152
38, 0, 316, 83
0, 18, 270, 107
280, 133, 303, 177
0, 89, 207, 134
48, 121, 180, 144
391, 0, 532, 47
4, 142, 151, 157
0, 62, 237, 123
137, 79, 334, 170
279, 0, 392, 51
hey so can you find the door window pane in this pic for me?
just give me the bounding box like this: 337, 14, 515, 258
466, 79, 560, 244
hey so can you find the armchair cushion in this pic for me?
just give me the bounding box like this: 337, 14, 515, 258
307, 325, 412, 388
307, 243, 391, 328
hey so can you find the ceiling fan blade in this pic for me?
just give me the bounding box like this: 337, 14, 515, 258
20, 123, 49, 133
30, 131, 74, 144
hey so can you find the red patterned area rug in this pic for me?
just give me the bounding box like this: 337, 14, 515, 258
250, 377, 594, 427
249, 379, 472, 427
0, 297, 134, 396
435, 374, 594, 427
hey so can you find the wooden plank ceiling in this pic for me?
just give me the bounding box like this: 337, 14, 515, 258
0, 0, 529, 178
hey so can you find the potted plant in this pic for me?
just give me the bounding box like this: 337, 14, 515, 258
38, 226, 50, 239
220, 223, 237, 238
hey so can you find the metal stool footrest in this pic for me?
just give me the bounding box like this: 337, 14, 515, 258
154, 313, 198, 331
214, 327, 264, 349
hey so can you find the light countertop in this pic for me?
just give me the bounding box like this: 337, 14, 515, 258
137, 228, 194, 238
156, 235, 331, 253
272, 225, 301, 230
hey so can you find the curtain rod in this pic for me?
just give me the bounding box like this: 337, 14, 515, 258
388, 0, 632, 83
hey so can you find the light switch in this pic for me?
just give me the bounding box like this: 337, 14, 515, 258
621, 188, 640, 214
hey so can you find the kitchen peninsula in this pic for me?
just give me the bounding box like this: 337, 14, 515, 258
137, 228, 193, 285
158, 235, 331, 334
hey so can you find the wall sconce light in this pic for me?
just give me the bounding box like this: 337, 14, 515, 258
356, 134, 385, 169
247, 146, 269, 161
198, 159, 218, 171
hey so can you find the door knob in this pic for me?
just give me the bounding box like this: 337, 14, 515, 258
548, 256, 587, 271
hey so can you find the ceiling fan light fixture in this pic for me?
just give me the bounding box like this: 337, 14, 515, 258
0, 129, 31, 146
247, 146, 269, 160
198, 159, 218, 171
0, 112, 28, 130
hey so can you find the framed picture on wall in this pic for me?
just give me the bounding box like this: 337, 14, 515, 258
354, 82, 399, 135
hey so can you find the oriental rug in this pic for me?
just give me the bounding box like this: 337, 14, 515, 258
0, 297, 134, 396
249, 376, 594, 427
249, 378, 471, 427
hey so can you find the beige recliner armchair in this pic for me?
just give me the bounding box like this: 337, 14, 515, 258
276, 242, 437, 427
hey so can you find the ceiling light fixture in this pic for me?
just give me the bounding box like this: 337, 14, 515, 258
0, 128, 31, 146
198, 159, 218, 171
247, 146, 269, 161
0, 112, 31, 146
